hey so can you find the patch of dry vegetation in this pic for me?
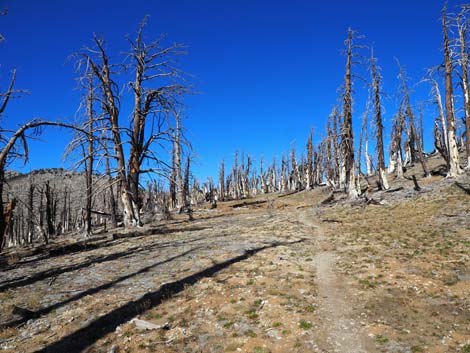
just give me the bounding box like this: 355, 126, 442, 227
320, 179, 470, 352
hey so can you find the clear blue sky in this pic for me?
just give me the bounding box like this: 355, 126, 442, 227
1, 0, 463, 181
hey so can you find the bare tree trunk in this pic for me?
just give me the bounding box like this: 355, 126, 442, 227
0, 171, 5, 250
174, 112, 184, 210
397, 61, 418, 164
27, 180, 35, 243
332, 107, 341, 187
306, 130, 314, 190
1, 198, 16, 249
370, 49, 389, 189
218, 160, 225, 201
457, 12, 470, 168
85, 76, 94, 236
44, 181, 55, 238
443, 6, 463, 177
390, 111, 405, 179
183, 156, 191, 210
342, 29, 358, 197
103, 143, 118, 228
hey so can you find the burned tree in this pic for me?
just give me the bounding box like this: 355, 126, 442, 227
442, 5, 463, 176
306, 130, 314, 190
77, 18, 188, 227
341, 28, 360, 197
218, 160, 225, 201
370, 49, 389, 190
397, 60, 429, 176
0, 120, 87, 249
456, 7, 470, 168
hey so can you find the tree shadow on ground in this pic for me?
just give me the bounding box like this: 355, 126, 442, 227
0, 233, 207, 292
35, 239, 305, 353
0, 225, 211, 270
1, 247, 200, 328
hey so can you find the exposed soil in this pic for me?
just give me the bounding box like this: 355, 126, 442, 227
0, 166, 469, 353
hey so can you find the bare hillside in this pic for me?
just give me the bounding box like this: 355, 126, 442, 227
0, 165, 469, 353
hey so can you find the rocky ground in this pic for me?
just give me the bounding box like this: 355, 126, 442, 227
0, 162, 469, 353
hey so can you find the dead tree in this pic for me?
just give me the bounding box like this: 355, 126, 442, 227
370, 49, 389, 189
27, 180, 35, 243
341, 29, 359, 197
434, 117, 448, 160
397, 60, 418, 164
0, 119, 87, 250
456, 7, 470, 168
430, 79, 449, 163
325, 119, 334, 187
218, 160, 225, 201
173, 111, 184, 210
1, 198, 16, 249
76, 19, 188, 227
306, 130, 314, 190
442, 5, 463, 176
170, 144, 177, 209
103, 137, 118, 228
44, 181, 55, 238
128, 20, 187, 218
183, 156, 191, 214
397, 60, 429, 176
389, 108, 406, 179
291, 148, 300, 191
84, 74, 95, 235
332, 107, 341, 187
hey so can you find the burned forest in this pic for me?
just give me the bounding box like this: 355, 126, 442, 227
1, 2, 470, 353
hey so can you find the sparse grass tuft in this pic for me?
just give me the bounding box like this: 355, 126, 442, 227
299, 320, 312, 330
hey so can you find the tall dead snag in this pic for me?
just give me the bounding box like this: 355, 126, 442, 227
370, 49, 389, 189
44, 181, 55, 238
183, 156, 191, 211
389, 108, 406, 179
103, 137, 118, 228
243, 155, 251, 197
218, 160, 225, 201
397, 60, 430, 176
27, 180, 35, 243
332, 107, 341, 187
173, 111, 184, 210
325, 118, 334, 187
128, 20, 186, 222
170, 146, 177, 209
85, 74, 95, 235
80, 37, 138, 226
443, 6, 463, 176
430, 79, 449, 163
397, 61, 418, 165
358, 107, 371, 179
78, 19, 188, 227
65, 66, 98, 235
457, 7, 470, 168
1, 198, 16, 249
291, 148, 300, 191
341, 29, 359, 197
306, 130, 314, 190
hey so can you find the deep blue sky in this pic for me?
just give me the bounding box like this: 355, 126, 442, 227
1, 0, 463, 181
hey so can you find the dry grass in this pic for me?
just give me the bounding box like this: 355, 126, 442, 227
320, 180, 470, 352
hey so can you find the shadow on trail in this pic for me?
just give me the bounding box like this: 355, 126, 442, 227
35, 239, 305, 353
1, 247, 200, 328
